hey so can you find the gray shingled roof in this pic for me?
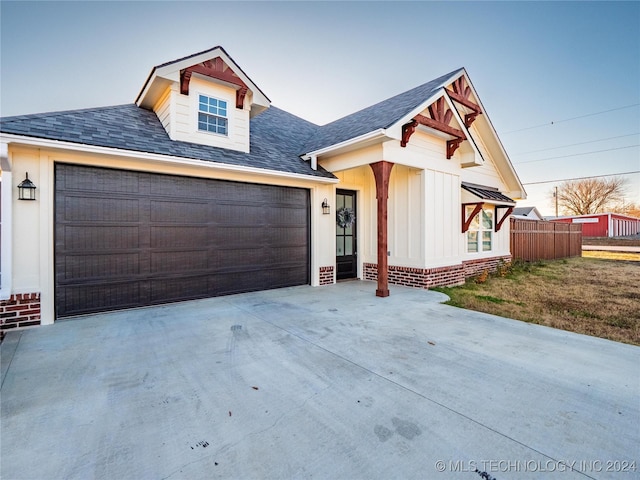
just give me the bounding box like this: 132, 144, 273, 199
301, 68, 464, 154
0, 104, 335, 179
1, 68, 466, 179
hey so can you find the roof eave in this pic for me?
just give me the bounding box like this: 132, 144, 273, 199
302, 128, 388, 160
0, 133, 338, 184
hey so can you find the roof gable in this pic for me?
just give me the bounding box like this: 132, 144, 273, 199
136, 46, 270, 117
301, 69, 464, 154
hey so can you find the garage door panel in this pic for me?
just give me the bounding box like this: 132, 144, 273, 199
60, 282, 144, 316
215, 248, 267, 270
61, 166, 140, 194
55, 164, 309, 317
214, 226, 265, 247
208, 271, 267, 296
150, 201, 210, 223
150, 250, 210, 274
216, 204, 264, 225
266, 227, 308, 246
150, 276, 210, 303
63, 196, 141, 222
62, 253, 141, 280
269, 246, 307, 264
149, 175, 212, 199
264, 207, 308, 225
150, 226, 210, 248
60, 226, 141, 251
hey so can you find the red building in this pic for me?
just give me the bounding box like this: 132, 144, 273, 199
550, 213, 640, 237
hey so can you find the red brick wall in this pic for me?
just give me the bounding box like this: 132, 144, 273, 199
0, 293, 41, 336
463, 256, 512, 278
364, 255, 511, 289
319, 266, 334, 285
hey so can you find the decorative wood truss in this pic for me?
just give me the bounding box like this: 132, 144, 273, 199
448, 77, 482, 128
401, 76, 482, 157
180, 57, 249, 109
462, 203, 514, 233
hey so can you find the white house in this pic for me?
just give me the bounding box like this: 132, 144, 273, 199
0, 46, 526, 331
512, 206, 543, 220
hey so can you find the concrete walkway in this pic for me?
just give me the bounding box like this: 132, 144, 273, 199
2, 282, 638, 479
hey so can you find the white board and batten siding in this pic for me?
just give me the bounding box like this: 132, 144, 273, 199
153, 76, 250, 153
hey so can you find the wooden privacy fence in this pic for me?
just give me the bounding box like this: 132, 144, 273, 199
510, 218, 582, 262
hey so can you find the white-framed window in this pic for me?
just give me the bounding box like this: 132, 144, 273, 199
466, 206, 493, 253
198, 94, 228, 135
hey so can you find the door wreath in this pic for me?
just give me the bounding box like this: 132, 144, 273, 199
336, 206, 356, 228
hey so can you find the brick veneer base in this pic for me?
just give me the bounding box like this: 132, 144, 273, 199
364, 255, 511, 289
0, 293, 42, 337
319, 266, 334, 285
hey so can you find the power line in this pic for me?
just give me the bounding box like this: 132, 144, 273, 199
522, 171, 640, 186
514, 144, 640, 164
503, 103, 640, 134
511, 133, 640, 156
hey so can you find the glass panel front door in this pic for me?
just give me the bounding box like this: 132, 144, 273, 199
336, 190, 357, 279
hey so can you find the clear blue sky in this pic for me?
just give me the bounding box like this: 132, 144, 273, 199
1, 1, 639, 215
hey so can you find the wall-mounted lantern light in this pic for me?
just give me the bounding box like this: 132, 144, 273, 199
322, 198, 330, 215
18, 172, 36, 201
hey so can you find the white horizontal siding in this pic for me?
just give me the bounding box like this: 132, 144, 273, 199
163, 76, 250, 153
153, 88, 172, 136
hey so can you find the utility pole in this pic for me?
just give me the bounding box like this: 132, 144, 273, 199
554, 186, 559, 217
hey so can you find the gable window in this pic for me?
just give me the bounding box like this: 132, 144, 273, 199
466, 206, 493, 253
198, 94, 228, 135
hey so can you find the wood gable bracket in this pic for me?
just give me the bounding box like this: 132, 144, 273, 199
400, 97, 466, 158
494, 206, 514, 232
180, 57, 249, 109
447, 77, 482, 128
462, 202, 484, 233
401, 120, 418, 147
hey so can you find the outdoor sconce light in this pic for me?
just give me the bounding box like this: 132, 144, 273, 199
18, 173, 37, 201
322, 198, 330, 215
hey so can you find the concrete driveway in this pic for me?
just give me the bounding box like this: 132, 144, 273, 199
2, 282, 638, 479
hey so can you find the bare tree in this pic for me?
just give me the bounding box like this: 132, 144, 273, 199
552, 177, 628, 216
611, 201, 640, 217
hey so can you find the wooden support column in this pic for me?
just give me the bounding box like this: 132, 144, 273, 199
370, 161, 394, 297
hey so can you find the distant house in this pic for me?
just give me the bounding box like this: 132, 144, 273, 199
512, 206, 543, 220
0, 46, 525, 330
550, 213, 640, 237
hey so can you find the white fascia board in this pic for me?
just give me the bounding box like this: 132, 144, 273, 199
302, 129, 388, 159
0, 142, 12, 300
0, 134, 339, 184
442, 93, 484, 161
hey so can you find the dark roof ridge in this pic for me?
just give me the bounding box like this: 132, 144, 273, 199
154, 45, 225, 69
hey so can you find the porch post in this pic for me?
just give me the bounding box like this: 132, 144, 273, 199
369, 161, 394, 297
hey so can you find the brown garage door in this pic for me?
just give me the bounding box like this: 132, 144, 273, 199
55, 164, 310, 317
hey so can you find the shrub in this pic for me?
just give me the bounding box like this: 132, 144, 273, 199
475, 269, 489, 284
496, 260, 512, 277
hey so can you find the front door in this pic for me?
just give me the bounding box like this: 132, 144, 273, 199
336, 189, 357, 280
